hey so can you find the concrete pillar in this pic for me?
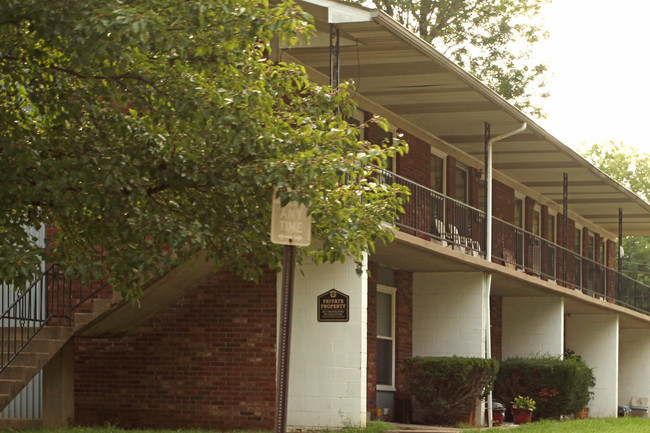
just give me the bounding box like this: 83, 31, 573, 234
566, 313, 619, 417
42, 341, 74, 427
412, 272, 487, 358
619, 328, 650, 409
502, 297, 564, 358
283, 255, 367, 429
412, 272, 489, 426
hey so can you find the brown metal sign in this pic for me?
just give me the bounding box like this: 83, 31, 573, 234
317, 289, 349, 322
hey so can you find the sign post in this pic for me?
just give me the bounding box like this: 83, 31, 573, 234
270, 190, 311, 433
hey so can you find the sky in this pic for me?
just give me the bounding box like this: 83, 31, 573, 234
534, 1, 650, 154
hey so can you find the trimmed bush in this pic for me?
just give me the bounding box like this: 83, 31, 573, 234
402, 356, 499, 425
494, 355, 595, 419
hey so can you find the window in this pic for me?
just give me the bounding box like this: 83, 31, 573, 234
600, 241, 606, 265
376, 285, 396, 390
478, 179, 486, 211
587, 234, 595, 260
547, 213, 556, 242
532, 205, 541, 236
514, 198, 523, 228
431, 153, 444, 193
455, 163, 468, 204
574, 228, 581, 254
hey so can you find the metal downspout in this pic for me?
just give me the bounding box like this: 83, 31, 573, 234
485, 273, 493, 427
484, 124, 525, 428
485, 123, 527, 262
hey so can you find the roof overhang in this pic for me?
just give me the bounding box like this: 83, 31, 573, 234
286, 0, 650, 236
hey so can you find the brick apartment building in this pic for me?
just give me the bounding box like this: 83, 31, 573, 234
3, 0, 650, 429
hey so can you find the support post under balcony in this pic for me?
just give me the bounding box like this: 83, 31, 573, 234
562, 173, 569, 282
618, 208, 623, 273
484, 123, 490, 260
329, 25, 340, 90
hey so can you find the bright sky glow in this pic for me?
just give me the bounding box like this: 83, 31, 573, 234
535, 1, 650, 154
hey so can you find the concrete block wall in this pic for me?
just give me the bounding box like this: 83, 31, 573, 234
285, 256, 368, 429
412, 272, 487, 358
501, 297, 564, 359
619, 328, 650, 408
566, 313, 619, 417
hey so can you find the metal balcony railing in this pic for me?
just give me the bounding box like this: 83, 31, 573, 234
376, 168, 650, 315
378, 169, 485, 256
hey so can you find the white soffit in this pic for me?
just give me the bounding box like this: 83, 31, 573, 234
292, 0, 650, 236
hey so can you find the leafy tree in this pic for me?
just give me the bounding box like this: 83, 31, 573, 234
580, 141, 650, 285
361, 0, 550, 117
0, 0, 407, 300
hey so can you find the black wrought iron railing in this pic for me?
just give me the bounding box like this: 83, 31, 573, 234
377, 168, 650, 315
0, 264, 109, 372
378, 168, 485, 256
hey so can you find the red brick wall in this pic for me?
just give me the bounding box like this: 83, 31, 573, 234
490, 296, 502, 360
395, 131, 433, 238
394, 270, 413, 399
396, 131, 430, 187
492, 181, 514, 222
74, 269, 277, 430
366, 263, 413, 418
367, 261, 378, 415
467, 167, 480, 209
556, 214, 577, 286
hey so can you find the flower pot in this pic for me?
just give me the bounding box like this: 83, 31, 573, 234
486, 403, 505, 426
492, 408, 505, 426
512, 407, 533, 424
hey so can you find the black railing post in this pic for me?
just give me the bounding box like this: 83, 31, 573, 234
563, 173, 568, 284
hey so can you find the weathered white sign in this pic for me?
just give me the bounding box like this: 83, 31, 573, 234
270, 190, 312, 246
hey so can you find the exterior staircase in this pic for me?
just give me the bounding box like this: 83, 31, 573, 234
0, 251, 217, 419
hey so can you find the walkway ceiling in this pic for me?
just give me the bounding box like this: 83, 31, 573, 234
287, 0, 650, 236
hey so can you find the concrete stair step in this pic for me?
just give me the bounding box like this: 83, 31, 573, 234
5, 352, 48, 367
0, 365, 32, 381
0, 378, 30, 396
1, 338, 65, 354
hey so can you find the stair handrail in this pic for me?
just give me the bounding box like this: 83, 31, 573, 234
0, 264, 110, 372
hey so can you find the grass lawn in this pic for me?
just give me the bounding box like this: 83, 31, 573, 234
6, 421, 396, 433
9, 419, 650, 433
464, 417, 650, 432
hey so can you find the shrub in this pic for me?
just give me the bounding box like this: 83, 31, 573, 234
494, 355, 595, 419
402, 356, 499, 425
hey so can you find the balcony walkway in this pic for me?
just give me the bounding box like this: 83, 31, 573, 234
377, 168, 650, 316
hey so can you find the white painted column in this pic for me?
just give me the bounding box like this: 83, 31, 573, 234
281, 255, 367, 429
501, 297, 564, 359
565, 313, 619, 418
619, 328, 650, 409
412, 272, 489, 426
412, 272, 487, 358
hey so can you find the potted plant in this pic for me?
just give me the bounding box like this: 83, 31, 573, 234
511, 395, 536, 424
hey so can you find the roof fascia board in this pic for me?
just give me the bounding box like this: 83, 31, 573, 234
299, 0, 377, 23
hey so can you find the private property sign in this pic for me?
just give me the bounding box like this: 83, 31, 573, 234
270, 191, 312, 246
317, 289, 349, 322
